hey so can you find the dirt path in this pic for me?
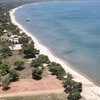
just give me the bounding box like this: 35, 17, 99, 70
0, 89, 64, 98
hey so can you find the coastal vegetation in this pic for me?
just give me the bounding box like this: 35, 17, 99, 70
20, 42, 38, 58
18, 35, 29, 44
1, 74, 10, 90
9, 68, 19, 81
0, 45, 12, 58
31, 54, 49, 67
0, 2, 82, 100
63, 73, 82, 100
32, 67, 43, 80
48, 62, 66, 80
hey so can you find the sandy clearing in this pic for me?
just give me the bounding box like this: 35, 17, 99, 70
0, 76, 64, 98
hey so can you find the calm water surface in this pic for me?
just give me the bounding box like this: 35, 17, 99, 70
15, 1, 100, 84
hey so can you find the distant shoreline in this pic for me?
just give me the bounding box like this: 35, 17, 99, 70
9, 2, 100, 99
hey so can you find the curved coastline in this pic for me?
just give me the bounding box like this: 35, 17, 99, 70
9, 2, 100, 100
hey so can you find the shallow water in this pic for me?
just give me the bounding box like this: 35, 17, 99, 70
14, 1, 100, 84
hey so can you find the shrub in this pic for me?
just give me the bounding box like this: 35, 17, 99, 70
63, 73, 82, 100
63, 79, 73, 92
0, 63, 10, 76
63, 78, 82, 93
66, 73, 73, 81
31, 54, 49, 68
48, 62, 66, 80
32, 67, 43, 80
72, 81, 82, 92
21, 43, 37, 58
9, 68, 19, 81
31, 59, 41, 67
67, 89, 81, 100
14, 61, 24, 70
0, 45, 12, 58
38, 54, 50, 64
1, 74, 10, 90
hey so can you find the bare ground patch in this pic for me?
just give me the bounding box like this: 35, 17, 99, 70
0, 75, 64, 98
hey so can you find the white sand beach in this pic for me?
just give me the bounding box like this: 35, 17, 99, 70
9, 5, 100, 100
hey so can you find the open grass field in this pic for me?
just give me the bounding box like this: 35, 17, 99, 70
2, 50, 32, 79
2, 50, 51, 79
2, 93, 67, 100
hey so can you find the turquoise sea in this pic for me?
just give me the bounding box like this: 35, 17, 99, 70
14, 1, 100, 85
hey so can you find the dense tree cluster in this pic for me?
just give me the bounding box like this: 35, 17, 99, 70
0, 9, 21, 90
63, 73, 82, 100
18, 35, 29, 44
0, 6, 82, 100
20, 42, 38, 58
0, 45, 12, 58
0, 62, 20, 90
31, 54, 50, 67
31, 54, 50, 80
48, 62, 66, 80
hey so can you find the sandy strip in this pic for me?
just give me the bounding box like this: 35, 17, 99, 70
9, 3, 100, 100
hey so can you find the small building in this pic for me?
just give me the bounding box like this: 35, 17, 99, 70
11, 35, 18, 38
9, 44, 22, 50
9, 35, 21, 44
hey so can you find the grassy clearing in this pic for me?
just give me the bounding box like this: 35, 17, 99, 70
2, 50, 50, 79
2, 50, 32, 78
2, 93, 67, 100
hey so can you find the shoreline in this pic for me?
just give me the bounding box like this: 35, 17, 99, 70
9, 3, 100, 100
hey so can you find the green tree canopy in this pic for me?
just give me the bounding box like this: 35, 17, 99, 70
1, 74, 10, 90
48, 62, 66, 80
9, 68, 19, 81
14, 61, 24, 70
0, 45, 12, 58
31, 54, 50, 67
38, 54, 50, 64
67, 89, 81, 100
21, 43, 37, 58
63, 73, 82, 100
32, 67, 43, 80
66, 73, 73, 81
0, 63, 10, 76
18, 36, 29, 44
31, 59, 42, 68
